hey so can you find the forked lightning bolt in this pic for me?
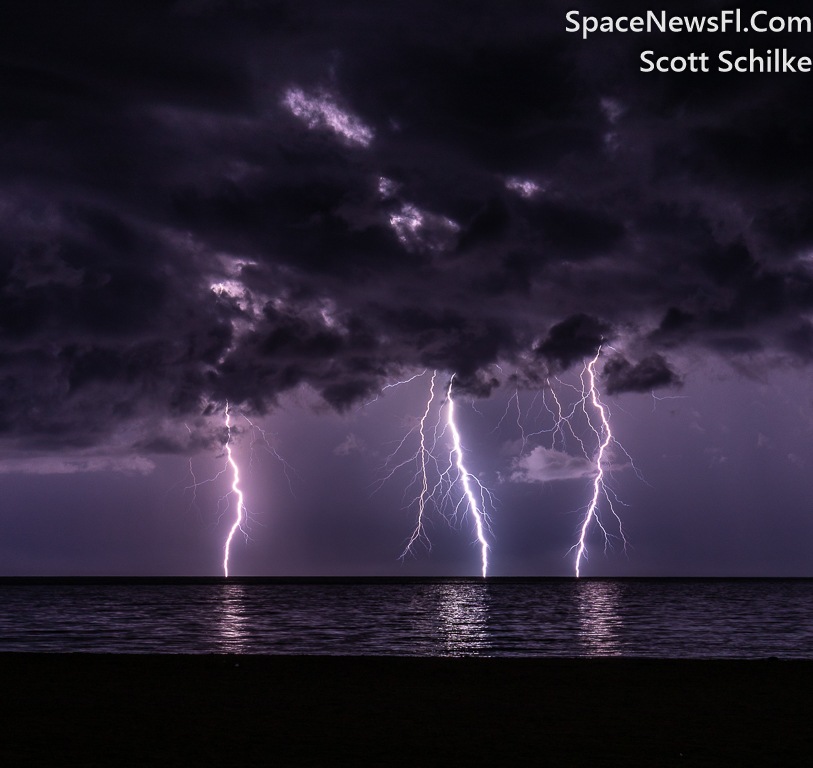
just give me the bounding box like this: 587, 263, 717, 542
222, 403, 246, 577
495, 350, 634, 576
572, 348, 628, 577
180, 404, 297, 576
400, 371, 438, 557
374, 371, 493, 577
203, 353, 633, 578
180, 404, 247, 575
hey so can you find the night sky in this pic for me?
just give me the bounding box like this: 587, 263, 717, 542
3, 0, 813, 576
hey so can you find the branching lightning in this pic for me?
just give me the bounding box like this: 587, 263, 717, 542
399, 371, 437, 557
651, 390, 689, 411
242, 415, 299, 496
373, 370, 494, 577
181, 351, 638, 579
370, 353, 639, 578
181, 404, 249, 577
180, 404, 295, 577
571, 348, 626, 577
359, 370, 427, 409
492, 350, 638, 577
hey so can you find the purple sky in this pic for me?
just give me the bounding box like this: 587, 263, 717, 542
2, 0, 813, 576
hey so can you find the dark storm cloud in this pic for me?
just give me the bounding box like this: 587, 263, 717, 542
602, 353, 680, 395
536, 314, 612, 371
2, 0, 813, 452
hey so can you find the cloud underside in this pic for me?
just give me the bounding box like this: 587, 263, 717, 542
1, 0, 812, 453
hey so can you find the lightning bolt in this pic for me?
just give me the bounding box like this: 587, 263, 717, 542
179, 406, 296, 577
359, 370, 428, 408
491, 386, 527, 453
651, 390, 689, 411
572, 348, 627, 578
242, 415, 298, 496
400, 371, 437, 558
372, 370, 494, 576
445, 375, 490, 578
222, 403, 246, 578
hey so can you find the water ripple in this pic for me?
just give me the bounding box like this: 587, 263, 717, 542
0, 578, 811, 657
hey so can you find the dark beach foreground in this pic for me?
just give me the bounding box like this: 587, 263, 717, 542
1, 655, 811, 767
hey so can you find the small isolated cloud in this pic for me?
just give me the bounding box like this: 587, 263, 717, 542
334, 433, 368, 457
0, 455, 156, 475
378, 177, 399, 199
283, 87, 374, 146
505, 177, 541, 198
509, 446, 597, 484
389, 202, 459, 252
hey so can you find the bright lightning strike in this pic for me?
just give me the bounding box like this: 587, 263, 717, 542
445, 375, 490, 578
572, 348, 627, 578
374, 372, 494, 577
222, 403, 246, 578
504, 351, 636, 574
179, 406, 295, 577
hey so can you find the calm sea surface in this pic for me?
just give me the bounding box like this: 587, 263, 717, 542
0, 578, 811, 658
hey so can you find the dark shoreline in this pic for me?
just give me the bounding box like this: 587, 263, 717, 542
1, 655, 811, 766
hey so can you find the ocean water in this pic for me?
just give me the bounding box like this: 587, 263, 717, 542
0, 577, 811, 658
